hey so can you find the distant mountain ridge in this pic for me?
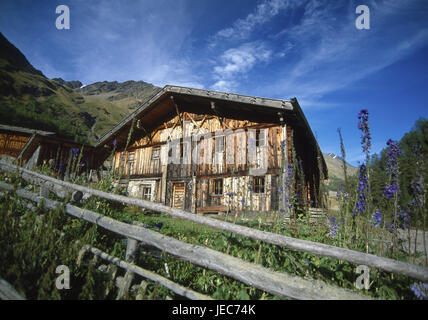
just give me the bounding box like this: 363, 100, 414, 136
323, 152, 358, 182
0, 32, 160, 143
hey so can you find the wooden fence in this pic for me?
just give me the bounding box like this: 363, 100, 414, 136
1, 160, 427, 300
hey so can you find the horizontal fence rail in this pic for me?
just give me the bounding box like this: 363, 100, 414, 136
80, 245, 212, 300
0, 278, 26, 300
1, 160, 427, 283
0, 180, 371, 300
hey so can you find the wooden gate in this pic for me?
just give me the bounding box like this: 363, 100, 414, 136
172, 183, 185, 209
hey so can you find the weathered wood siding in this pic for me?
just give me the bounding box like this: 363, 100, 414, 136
114, 113, 285, 177
113, 111, 320, 211
0, 133, 29, 157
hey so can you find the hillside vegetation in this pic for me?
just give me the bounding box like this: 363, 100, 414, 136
0, 32, 160, 144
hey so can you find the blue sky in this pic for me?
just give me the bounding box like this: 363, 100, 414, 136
1, 0, 427, 165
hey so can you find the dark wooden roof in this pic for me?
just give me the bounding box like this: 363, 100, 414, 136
96, 85, 296, 147
0, 124, 55, 136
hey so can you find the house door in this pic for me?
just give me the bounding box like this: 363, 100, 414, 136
172, 183, 185, 209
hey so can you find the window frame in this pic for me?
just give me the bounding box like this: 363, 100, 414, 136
140, 184, 152, 201
211, 178, 223, 196
252, 176, 265, 194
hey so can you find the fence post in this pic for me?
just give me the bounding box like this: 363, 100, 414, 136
40, 186, 49, 198
116, 238, 138, 299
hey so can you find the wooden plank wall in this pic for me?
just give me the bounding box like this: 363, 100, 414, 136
0, 133, 29, 158
112, 111, 321, 211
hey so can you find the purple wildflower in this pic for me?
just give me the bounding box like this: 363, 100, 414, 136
386, 139, 401, 180
280, 140, 287, 150
240, 199, 245, 204
383, 184, 399, 199
385, 220, 394, 233
70, 148, 79, 158
372, 210, 382, 228
154, 222, 163, 230
410, 282, 428, 300
383, 139, 401, 199
113, 139, 117, 147
329, 217, 338, 237
336, 191, 341, 201
287, 163, 293, 180
357, 109, 371, 156
353, 164, 368, 216
398, 207, 411, 230
226, 192, 234, 198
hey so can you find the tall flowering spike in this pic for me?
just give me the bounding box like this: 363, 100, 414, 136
353, 164, 368, 216
372, 210, 382, 228
383, 139, 401, 199
386, 139, 401, 183
357, 109, 371, 157
113, 139, 117, 148
287, 163, 293, 180
398, 207, 411, 230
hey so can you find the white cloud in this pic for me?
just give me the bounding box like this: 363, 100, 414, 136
210, 0, 293, 45
211, 80, 236, 92
259, 0, 428, 104
54, 0, 203, 87
211, 42, 272, 91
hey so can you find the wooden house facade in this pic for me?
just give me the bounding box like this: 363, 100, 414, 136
97, 86, 328, 215
0, 124, 55, 159
0, 124, 108, 174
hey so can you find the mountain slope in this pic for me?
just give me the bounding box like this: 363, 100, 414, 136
323, 152, 358, 180
322, 152, 358, 192
0, 32, 160, 143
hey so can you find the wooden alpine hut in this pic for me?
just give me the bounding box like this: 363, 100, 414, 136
96, 85, 328, 215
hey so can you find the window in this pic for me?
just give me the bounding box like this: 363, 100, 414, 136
180, 141, 188, 159
152, 147, 161, 173
215, 135, 225, 153
140, 185, 152, 201
127, 152, 135, 174
151, 147, 160, 160
211, 179, 223, 195
253, 176, 265, 193
128, 152, 135, 162
256, 129, 266, 147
